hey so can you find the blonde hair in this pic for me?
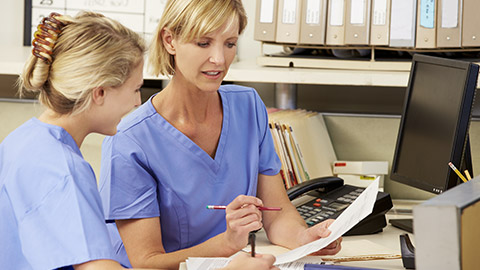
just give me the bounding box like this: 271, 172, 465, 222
149, 0, 247, 77
19, 11, 146, 115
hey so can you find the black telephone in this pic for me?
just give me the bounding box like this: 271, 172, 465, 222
287, 176, 393, 236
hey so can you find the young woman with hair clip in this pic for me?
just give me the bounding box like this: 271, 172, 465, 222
0, 12, 276, 270
99, 0, 342, 269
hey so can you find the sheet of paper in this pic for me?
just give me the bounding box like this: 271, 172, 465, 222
186, 256, 326, 270
274, 177, 380, 265
186, 178, 379, 269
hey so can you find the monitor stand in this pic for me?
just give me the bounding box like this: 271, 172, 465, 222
389, 137, 473, 235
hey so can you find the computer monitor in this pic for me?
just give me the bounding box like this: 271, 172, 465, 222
389, 54, 479, 232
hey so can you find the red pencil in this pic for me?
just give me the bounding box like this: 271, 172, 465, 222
206, 205, 282, 211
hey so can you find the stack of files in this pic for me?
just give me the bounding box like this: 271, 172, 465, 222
268, 109, 337, 189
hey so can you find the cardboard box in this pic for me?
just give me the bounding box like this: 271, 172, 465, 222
333, 161, 388, 175
337, 174, 384, 188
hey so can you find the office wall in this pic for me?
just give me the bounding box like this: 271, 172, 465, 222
0, 1, 24, 47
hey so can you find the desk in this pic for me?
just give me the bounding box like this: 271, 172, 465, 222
180, 213, 413, 270
254, 219, 408, 270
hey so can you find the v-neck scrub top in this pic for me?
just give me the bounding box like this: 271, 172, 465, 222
99, 85, 281, 261
0, 118, 117, 270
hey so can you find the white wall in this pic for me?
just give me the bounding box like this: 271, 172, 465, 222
1, 1, 24, 47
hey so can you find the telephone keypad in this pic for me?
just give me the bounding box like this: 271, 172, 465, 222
296, 186, 367, 227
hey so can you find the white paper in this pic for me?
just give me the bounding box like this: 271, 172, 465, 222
65, 0, 145, 14
441, 0, 459, 28
260, 0, 275, 23
274, 177, 380, 265
329, 0, 345, 26
306, 0, 322, 24
64, 9, 144, 33
144, 0, 167, 33
282, 0, 298, 24
372, 0, 387, 25
186, 178, 380, 268
390, 0, 415, 40
350, 0, 366, 25
186, 256, 326, 270
31, 7, 65, 26
32, 0, 66, 9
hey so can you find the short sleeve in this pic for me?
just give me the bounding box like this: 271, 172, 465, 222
254, 91, 282, 176
18, 175, 116, 269
99, 134, 160, 220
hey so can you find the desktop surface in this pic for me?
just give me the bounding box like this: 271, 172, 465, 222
180, 202, 414, 270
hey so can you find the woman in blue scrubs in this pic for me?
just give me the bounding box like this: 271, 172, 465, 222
0, 11, 276, 270
99, 0, 342, 269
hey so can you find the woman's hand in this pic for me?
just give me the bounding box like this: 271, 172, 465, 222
297, 219, 342, 256
224, 253, 279, 270
223, 195, 264, 252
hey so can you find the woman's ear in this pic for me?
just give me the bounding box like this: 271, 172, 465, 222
162, 27, 176, 55
91, 87, 106, 105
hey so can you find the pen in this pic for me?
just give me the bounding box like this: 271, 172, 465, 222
464, 170, 472, 181
448, 162, 468, 183
206, 205, 282, 211
248, 231, 256, 257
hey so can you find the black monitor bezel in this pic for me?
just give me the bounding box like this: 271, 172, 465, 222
390, 54, 478, 194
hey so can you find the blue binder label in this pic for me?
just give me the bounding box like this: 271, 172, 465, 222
420, 0, 435, 28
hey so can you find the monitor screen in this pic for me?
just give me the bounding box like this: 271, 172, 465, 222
390, 54, 479, 194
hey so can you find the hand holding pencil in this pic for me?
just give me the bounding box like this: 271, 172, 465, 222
220, 195, 267, 252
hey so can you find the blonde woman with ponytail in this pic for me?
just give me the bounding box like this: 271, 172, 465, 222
0, 11, 276, 270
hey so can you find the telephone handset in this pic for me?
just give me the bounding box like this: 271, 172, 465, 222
287, 177, 393, 236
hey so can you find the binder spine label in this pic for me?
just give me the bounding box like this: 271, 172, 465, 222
350, 0, 366, 25
282, 0, 298, 24
420, 0, 435, 28
329, 0, 345, 26
306, 0, 322, 24
441, 0, 459, 28
260, 0, 275, 23
372, 0, 387, 25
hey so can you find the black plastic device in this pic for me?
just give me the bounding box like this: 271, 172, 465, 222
287, 177, 393, 236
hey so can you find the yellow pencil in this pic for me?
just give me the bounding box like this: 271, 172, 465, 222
464, 170, 472, 181
448, 162, 468, 183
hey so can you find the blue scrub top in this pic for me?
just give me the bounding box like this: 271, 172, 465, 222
0, 118, 117, 270
100, 85, 281, 264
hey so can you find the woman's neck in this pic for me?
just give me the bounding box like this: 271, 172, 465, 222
38, 109, 90, 148
153, 79, 222, 125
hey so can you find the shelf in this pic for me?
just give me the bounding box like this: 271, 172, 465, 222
0, 46, 421, 88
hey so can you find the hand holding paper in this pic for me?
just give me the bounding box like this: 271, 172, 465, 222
297, 219, 343, 256
274, 178, 380, 265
